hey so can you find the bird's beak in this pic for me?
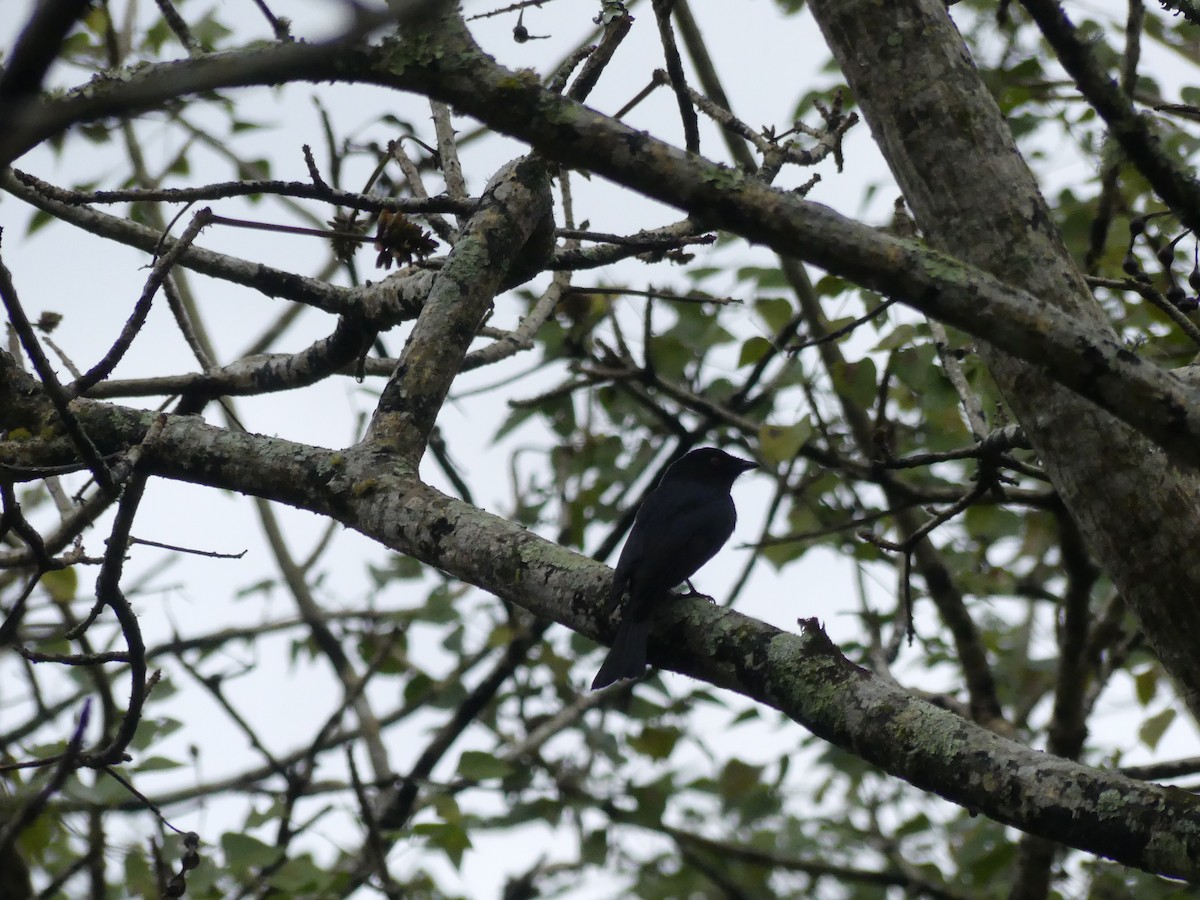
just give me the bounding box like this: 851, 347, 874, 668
735, 457, 758, 473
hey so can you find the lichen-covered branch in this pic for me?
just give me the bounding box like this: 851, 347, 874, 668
362, 155, 552, 463
3, 394, 1198, 879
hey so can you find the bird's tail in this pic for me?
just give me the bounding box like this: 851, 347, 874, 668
591, 617, 651, 689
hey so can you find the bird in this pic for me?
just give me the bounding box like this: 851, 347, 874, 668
591, 447, 757, 690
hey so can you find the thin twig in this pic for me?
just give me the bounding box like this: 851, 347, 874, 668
72, 208, 213, 395
0, 247, 115, 493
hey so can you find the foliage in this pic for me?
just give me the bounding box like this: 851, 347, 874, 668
2, 1, 1200, 898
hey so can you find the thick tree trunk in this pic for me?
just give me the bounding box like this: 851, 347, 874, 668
807, 0, 1200, 721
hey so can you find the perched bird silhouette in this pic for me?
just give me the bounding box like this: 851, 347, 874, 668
591, 447, 757, 689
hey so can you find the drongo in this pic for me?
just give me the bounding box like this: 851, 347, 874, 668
591, 447, 757, 689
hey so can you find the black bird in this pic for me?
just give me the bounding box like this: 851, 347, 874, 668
591, 447, 757, 690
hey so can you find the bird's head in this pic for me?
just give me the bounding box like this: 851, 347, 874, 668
663, 447, 757, 487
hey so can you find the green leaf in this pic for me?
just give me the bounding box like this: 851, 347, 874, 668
729, 707, 759, 725
628, 725, 681, 761
420, 583, 459, 624
192, 14, 234, 49
432, 793, 463, 823
735, 265, 788, 289
872, 323, 918, 351
759, 418, 813, 464
630, 776, 671, 822
1139, 708, 1176, 751
26, 208, 54, 236
356, 630, 408, 673
685, 266, 723, 282
403, 671, 435, 707
235, 578, 277, 600
130, 717, 184, 751
717, 758, 762, 805
754, 296, 795, 332
123, 845, 156, 896
245, 799, 284, 829
829, 358, 878, 408
79, 121, 113, 144
963, 504, 1023, 541
41, 567, 77, 603
1134, 667, 1158, 706
269, 854, 327, 892
494, 402, 539, 442
895, 812, 934, 839
738, 336, 773, 368
761, 534, 806, 569
142, 17, 173, 53
221, 833, 278, 872
238, 157, 271, 179
60, 31, 99, 58
69, 774, 130, 805
813, 273, 852, 298
457, 750, 513, 781
133, 755, 182, 772
413, 822, 472, 868
581, 828, 608, 866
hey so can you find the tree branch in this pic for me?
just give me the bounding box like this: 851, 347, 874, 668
363, 155, 552, 463
4, 399, 1195, 878
1019, 0, 1200, 236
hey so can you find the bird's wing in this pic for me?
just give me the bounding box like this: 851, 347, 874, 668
620, 488, 736, 616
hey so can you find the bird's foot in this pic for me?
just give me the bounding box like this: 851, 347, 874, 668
678, 580, 716, 603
